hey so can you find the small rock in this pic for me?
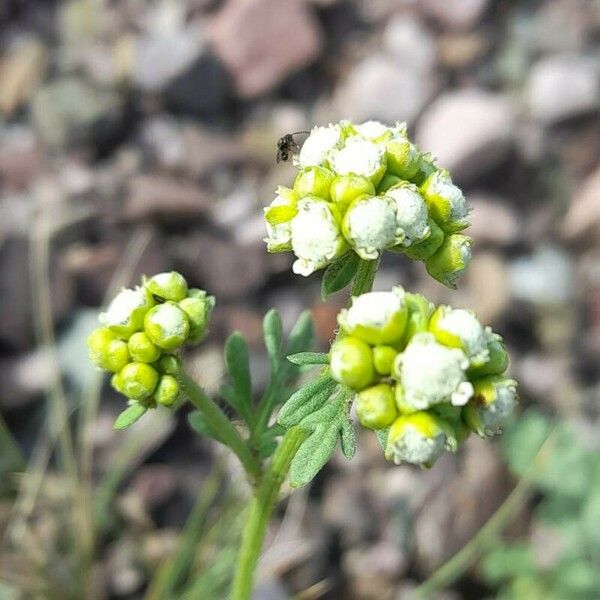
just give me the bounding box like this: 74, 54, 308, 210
421, 0, 490, 31
517, 354, 572, 401
335, 54, 436, 125
173, 234, 268, 298
0, 126, 42, 192
182, 125, 245, 177
438, 32, 487, 69
0, 38, 46, 117
509, 245, 575, 306
383, 15, 437, 73
469, 195, 521, 246
0, 349, 53, 408
526, 54, 599, 124
533, 0, 593, 54
125, 175, 211, 220
139, 117, 186, 170
130, 465, 177, 509
416, 89, 515, 181
561, 166, 600, 245
209, 0, 322, 98
132, 27, 203, 92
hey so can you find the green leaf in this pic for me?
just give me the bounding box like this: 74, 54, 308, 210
481, 543, 536, 584
223, 332, 254, 426
321, 252, 360, 300
287, 352, 329, 366
187, 411, 225, 445
277, 376, 337, 428
258, 424, 285, 458
376, 428, 389, 451
289, 388, 354, 487
114, 404, 147, 430
263, 310, 283, 371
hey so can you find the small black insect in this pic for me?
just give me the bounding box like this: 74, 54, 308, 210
276, 131, 310, 163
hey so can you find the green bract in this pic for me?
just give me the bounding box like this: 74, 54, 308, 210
87, 271, 214, 424
263, 119, 472, 288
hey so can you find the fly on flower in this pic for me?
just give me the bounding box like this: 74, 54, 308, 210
276, 131, 310, 163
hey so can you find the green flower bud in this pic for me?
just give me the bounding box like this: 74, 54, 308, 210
144, 302, 190, 350
356, 383, 398, 430
87, 327, 131, 372
127, 331, 161, 363
402, 292, 435, 345
464, 376, 518, 437
179, 292, 215, 344
338, 287, 408, 346
429, 306, 490, 368
377, 173, 403, 194
153, 374, 179, 407
330, 174, 375, 212
425, 234, 472, 289
403, 218, 444, 260
110, 372, 126, 394
157, 354, 181, 375
329, 137, 387, 187
386, 183, 430, 247
420, 169, 470, 233
393, 332, 473, 410
468, 334, 509, 378
290, 197, 348, 276
298, 123, 345, 168
385, 411, 449, 466
144, 271, 188, 302
372, 345, 398, 375
118, 362, 159, 400
341, 194, 397, 260
263, 187, 298, 253
293, 166, 335, 201
330, 336, 375, 391
99, 286, 155, 339
385, 137, 420, 180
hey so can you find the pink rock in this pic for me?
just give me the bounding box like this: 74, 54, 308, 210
562, 166, 600, 245
421, 0, 490, 31
209, 0, 322, 98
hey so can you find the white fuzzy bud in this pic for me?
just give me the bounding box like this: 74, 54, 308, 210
386, 183, 431, 247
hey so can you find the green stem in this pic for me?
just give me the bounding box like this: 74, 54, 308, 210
231, 427, 308, 600
351, 258, 380, 296
179, 371, 261, 481
413, 428, 558, 598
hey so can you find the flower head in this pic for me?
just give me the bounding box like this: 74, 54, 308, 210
464, 376, 518, 437
264, 119, 471, 288
88, 272, 214, 417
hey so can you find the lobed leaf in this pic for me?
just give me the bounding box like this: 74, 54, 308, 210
277, 376, 337, 428
285, 311, 314, 361
321, 252, 360, 300
263, 309, 283, 371
223, 332, 254, 425
188, 411, 226, 445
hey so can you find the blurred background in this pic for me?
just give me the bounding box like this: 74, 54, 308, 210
0, 0, 599, 598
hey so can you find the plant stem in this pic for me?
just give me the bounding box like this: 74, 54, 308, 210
231, 426, 308, 600
413, 428, 558, 598
351, 258, 380, 296
179, 371, 261, 481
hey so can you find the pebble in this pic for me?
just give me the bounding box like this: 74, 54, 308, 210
561, 165, 600, 245
383, 15, 437, 73
420, 0, 490, 30
209, 0, 323, 97
335, 54, 436, 125
416, 89, 515, 181
509, 245, 575, 306
526, 54, 599, 124
465, 252, 510, 325
469, 195, 521, 246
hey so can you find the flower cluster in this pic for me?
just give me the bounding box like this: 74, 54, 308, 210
329, 287, 517, 467
264, 120, 472, 288
87, 272, 214, 409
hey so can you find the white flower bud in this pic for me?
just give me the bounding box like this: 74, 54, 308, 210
394, 332, 471, 410
353, 120, 391, 141
429, 306, 490, 367
263, 187, 298, 252
298, 123, 344, 168
329, 137, 387, 186
420, 170, 470, 232
342, 195, 397, 260
338, 286, 408, 346
290, 197, 347, 276
99, 286, 154, 338
464, 376, 518, 436
386, 183, 431, 247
